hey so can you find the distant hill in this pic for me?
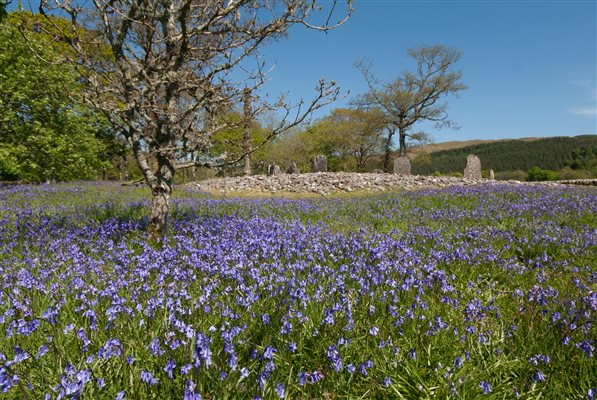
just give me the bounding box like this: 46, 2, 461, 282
409, 137, 541, 158
410, 135, 597, 177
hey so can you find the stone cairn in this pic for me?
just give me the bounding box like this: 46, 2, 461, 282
286, 162, 299, 174
311, 155, 328, 173
267, 163, 282, 176
463, 155, 482, 180
393, 157, 411, 176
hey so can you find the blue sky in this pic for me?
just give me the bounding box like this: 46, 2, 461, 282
258, 0, 597, 142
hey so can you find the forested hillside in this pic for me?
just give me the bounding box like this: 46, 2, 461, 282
412, 135, 597, 178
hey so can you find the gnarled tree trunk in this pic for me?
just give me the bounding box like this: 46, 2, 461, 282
147, 153, 174, 239
148, 184, 171, 239
383, 128, 395, 173
131, 136, 175, 240
398, 129, 407, 158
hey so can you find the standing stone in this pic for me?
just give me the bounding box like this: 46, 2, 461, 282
489, 169, 495, 180
286, 162, 299, 174
393, 157, 411, 175
311, 155, 327, 173
267, 163, 282, 176
463, 155, 482, 180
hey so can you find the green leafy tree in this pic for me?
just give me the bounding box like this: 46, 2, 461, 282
264, 108, 386, 173
527, 166, 560, 182
0, 12, 112, 181
321, 108, 386, 172
209, 111, 271, 176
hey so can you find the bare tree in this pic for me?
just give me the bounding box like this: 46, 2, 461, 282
36, 0, 352, 237
355, 45, 466, 172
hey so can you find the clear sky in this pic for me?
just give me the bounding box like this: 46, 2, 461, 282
258, 0, 597, 143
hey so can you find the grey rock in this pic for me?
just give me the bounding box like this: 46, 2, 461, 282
267, 163, 282, 176
286, 162, 299, 174
393, 157, 411, 175
311, 155, 327, 173
464, 155, 482, 180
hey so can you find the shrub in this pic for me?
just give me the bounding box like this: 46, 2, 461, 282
527, 166, 560, 181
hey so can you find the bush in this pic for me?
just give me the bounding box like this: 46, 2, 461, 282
527, 166, 560, 181
558, 167, 594, 180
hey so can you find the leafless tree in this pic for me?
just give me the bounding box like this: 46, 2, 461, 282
355, 45, 466, 172
36, 0, 352, 237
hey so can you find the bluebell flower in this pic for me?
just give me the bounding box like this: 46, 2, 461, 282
532, 370, 546, 382
140, 370, 158, 386
454, 356, 463, 369
164, 359, 175, 379
383, 376, 391, 387
479, 381, 491, 394
275, 382, 285, 399
263, 345, 276, 360
297, 371, 307, 386
36, 345, 49, 360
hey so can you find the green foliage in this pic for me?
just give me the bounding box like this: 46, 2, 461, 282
209, 112, 271, 175
0, 12, 117, 181
526, 166, 560, 181
412, 135, 597, 177
265, 108, 386, 172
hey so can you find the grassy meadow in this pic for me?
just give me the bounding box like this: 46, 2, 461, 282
0, 182, 595, 399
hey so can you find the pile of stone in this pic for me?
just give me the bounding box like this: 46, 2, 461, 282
188, 172, 489, 196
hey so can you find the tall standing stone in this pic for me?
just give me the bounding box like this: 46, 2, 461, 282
393, 157, 411, 175
311, 155, 327, 173
267, 163, 281, 176
464, 155, 482, 180
286, 162, 299, 174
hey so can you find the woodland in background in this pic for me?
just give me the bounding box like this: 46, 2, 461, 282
411, 135, 597, 181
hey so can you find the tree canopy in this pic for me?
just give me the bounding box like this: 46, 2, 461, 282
0, 12, 114, 182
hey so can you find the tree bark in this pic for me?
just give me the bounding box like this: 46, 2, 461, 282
243, 87, 252, 176
398, 129, 407, 158
383, 129, 395, 173
148, 185, 171, 240
147, 152, 175, 240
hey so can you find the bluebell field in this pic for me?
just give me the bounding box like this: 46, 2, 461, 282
0, 182, 595, 399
